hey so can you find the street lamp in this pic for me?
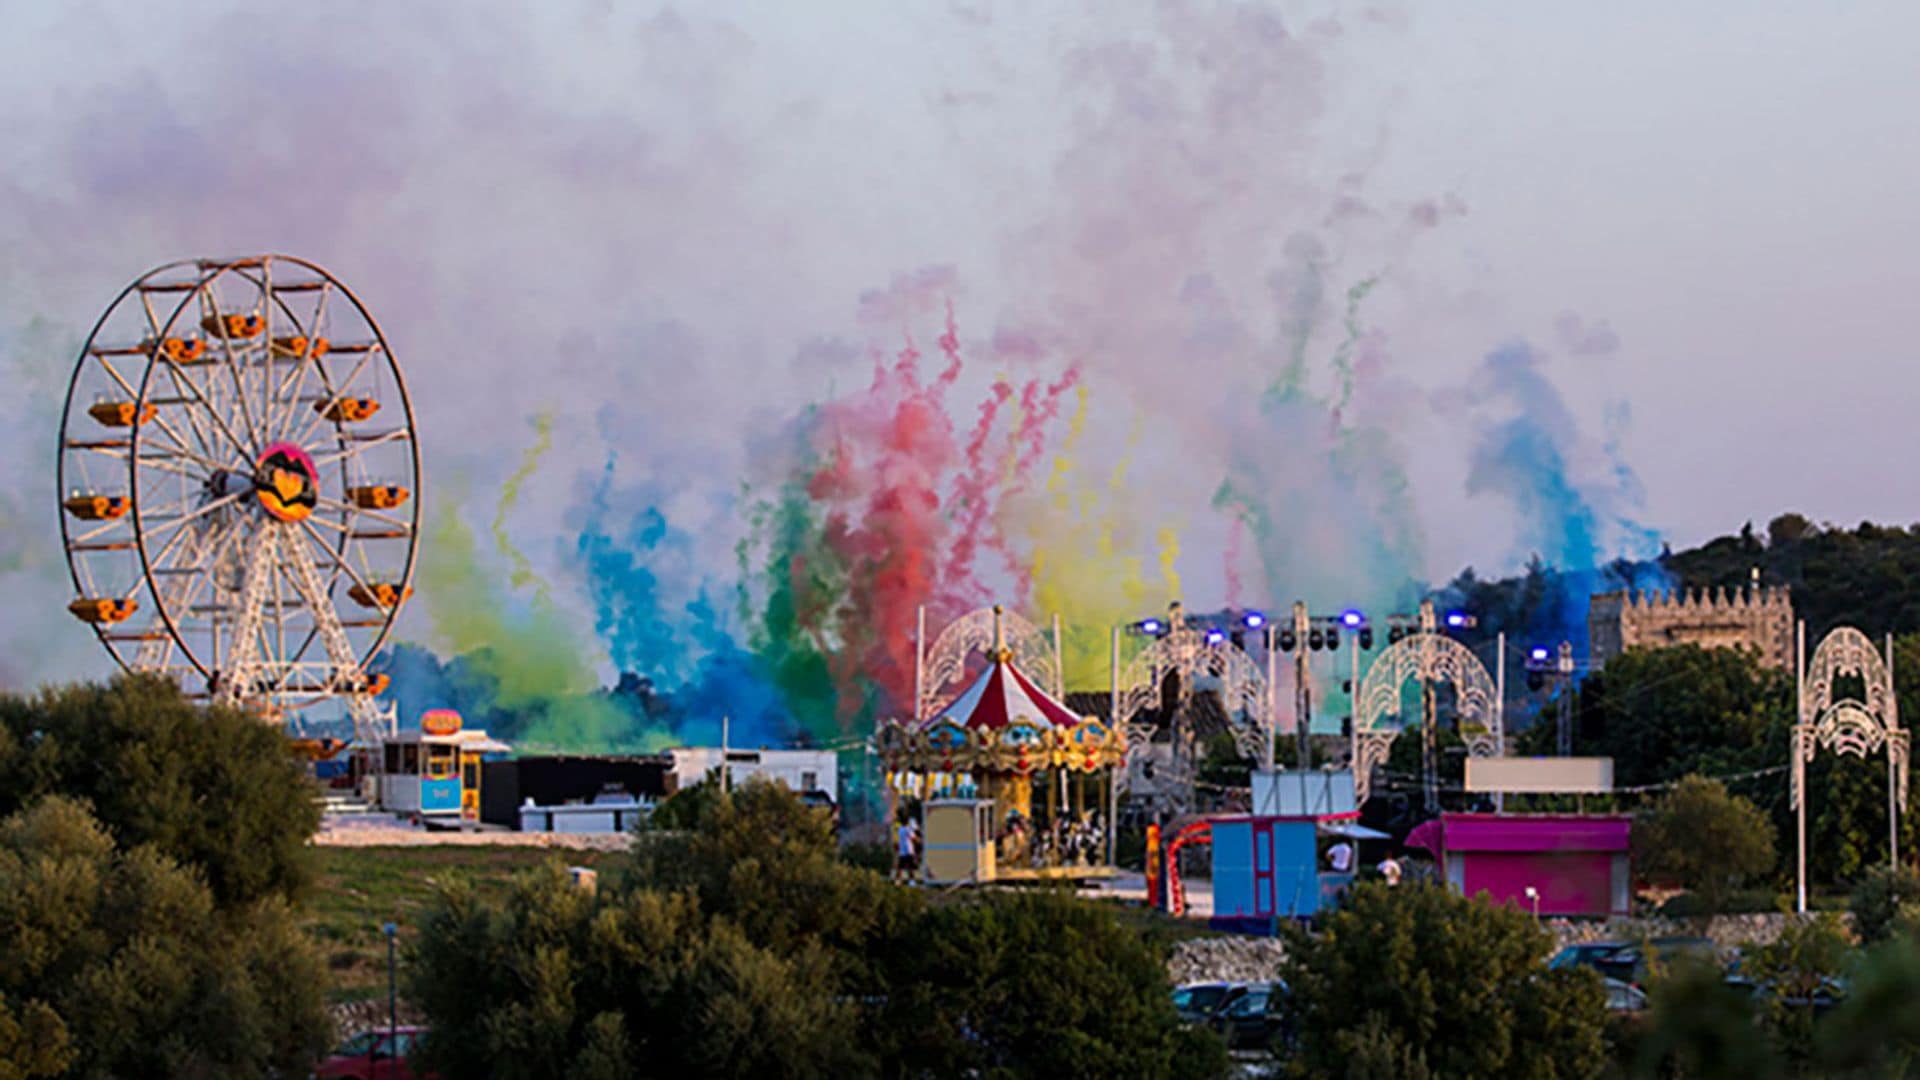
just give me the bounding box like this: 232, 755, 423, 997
1524, 885, 1540, 921
383, 921, 398, 1055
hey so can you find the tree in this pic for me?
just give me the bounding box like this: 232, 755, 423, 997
413, 780, 1224, 1078
1280, 881, 1608, 1078
1632, 955, 1776, 1079
1849, 864, 1920, 945
0, 674, 320, 908
0, 796, 329, 1077
881, 889, 1225, 1079
1635, 776, 1776, 915
1816, 934, 1920, 1076
1569, 646, 1785, 790
1745, 913, 1853, 1065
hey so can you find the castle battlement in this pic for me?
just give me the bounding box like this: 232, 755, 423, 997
1589, 584, 1793, 671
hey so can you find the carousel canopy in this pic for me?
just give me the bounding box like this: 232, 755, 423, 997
931, 650, 1082, 731
876, 605, 1125, 778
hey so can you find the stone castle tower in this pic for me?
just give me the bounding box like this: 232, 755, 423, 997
1588, 585, 1794, 671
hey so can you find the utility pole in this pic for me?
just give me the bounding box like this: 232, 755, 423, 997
1420, 600, 1439, 814
1556, 642, 1575, 756
1293, 601, 1312, 771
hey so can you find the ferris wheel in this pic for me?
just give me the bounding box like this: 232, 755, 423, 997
56, 255, 419, 742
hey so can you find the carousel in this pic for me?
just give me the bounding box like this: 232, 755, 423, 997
875, 605, 1126, 882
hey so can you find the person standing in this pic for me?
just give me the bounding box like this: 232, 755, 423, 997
894, 815, 920, 883
1376, 853, 1402, 886
1326, 840, 1354, 873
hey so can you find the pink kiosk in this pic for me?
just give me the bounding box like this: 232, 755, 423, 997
1406, 756, 1632, 918
1408, 813, 1631, 917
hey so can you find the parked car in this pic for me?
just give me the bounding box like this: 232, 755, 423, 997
1602, 977, 1649, 1013
1596, 936, 1718, 986
311, 1026, 434, 1080
1171, 982, 1250, 1024
1210, 982, 1290, 1050
1549, 941, 1628, 974
1724, 965, 1849, 1015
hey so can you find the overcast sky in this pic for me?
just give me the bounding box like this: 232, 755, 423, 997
1, 1, 1915, 685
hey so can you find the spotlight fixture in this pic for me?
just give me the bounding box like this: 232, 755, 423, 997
1243, 611, 1266, 630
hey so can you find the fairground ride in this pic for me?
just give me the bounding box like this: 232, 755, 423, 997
56, 256, 418, 747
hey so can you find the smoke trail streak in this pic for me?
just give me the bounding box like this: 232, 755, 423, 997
491, 411, 555, 597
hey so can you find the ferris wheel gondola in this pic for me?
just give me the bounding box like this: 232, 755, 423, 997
55, 256, 420, 743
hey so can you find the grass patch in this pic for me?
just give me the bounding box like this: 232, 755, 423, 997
303, 845, 618, 1004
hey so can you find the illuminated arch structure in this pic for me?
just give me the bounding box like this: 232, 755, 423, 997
1353, 601, 1502, 809
1794, 625, 1905, 911
1112, 603, 1271, 816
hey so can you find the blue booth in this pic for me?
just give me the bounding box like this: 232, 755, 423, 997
1209, 814, 1375, 933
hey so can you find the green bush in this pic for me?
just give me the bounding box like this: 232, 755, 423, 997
0, 796, 329, 1076
1281, 881, 1607, 1078
1658, 887, 1785, 918
1849, 864, 1920, 945
0, 674, 319, 908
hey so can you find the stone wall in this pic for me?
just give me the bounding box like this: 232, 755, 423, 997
1589, 585, 1794, 671
1168, 936, 1288, 986
1547, 911, 1850, 959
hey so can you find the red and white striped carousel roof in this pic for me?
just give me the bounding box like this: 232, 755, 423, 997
929, 650, 1084, 731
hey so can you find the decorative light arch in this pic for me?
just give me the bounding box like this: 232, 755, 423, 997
915, 604, 1061, 722
1352, 615, 1502, 806
1794, 624, 1905, 911
1112, 606, 1271, 811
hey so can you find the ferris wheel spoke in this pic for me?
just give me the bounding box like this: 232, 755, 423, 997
137, 518, 231, 670
294, 516, 379, 600
270, 284, 334, 443
134, 437, 240, 479
290, 346, 384, 449
308, 428, 410, 470
87, 354, 209, 465
152, 358, 261, 467
139, 490, 250, 544
312, 495, 412, 533
154, 362, 227, 467
202, 290, 267, 455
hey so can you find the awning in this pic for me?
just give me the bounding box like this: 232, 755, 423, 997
1317, 822, 1390, 841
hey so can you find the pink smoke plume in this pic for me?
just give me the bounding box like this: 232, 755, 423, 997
786, 301, 1088, 726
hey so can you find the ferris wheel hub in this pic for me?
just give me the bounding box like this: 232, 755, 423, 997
253, 441, 319, 523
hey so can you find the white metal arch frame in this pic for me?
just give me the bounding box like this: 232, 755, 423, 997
1113, 617, 1271, 812
915, 604, 1062, 722
1352, 627, 1502, 806
1794, 624, 1904, 911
